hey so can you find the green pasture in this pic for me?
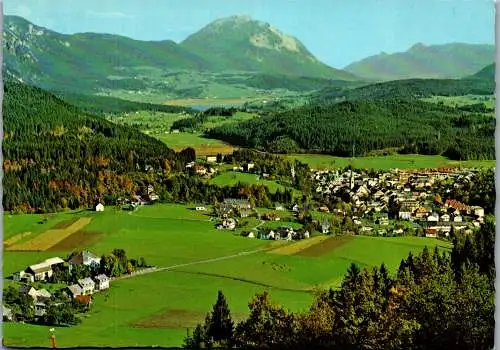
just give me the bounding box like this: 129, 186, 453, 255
209, 172, 298, 195
179, 235, 451, 292
285, 154, 495, 170
3, 270, 312, 348
3, 204, 452, 348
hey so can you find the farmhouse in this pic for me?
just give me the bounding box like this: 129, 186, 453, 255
66, 284, 83, 299
69, 251, 101, 268
26, 262, 53, 282
221, 198, 253, 218
12, 270, 33, 283
95, 203, 104, 212
94, 274, 110, 291
34, 289, 52, 303
217, 218, 236, 230
78, 277, 96, 295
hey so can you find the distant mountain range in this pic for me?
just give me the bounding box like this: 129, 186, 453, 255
344, 43, 494, 81
179, 16, 356, 80
3, 14, 356, 94
3, 15, 495, 97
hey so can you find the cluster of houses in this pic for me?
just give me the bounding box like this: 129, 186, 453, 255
220, 198, 254, 218
312, 168, 486, 237
258, 226, 309, 241
186, 161, 217, 177
116, 185, 159, 210
5, 251, 110, 321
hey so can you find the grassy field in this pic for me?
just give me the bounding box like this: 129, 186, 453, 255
157, 133, 236, 155
285, 154, 495, 170
421, 95, 495, 109
209, 172, 292, 193
3, 204, 452, 348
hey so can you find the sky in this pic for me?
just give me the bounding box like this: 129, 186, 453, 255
4, 0, 495, 68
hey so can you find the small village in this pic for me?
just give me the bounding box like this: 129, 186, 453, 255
310, 167, 486, 237
3, 249, 149, 325
206, 165, 488, 241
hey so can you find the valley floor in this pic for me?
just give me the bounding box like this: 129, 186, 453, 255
3, 204, 450, 348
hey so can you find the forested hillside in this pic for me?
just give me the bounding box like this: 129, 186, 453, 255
55, 92, 193, 116
2, 80, 186, 212
311, 76, 494, 104
207, 100, 495, 160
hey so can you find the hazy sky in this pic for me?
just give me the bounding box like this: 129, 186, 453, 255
4, 0, 495, 68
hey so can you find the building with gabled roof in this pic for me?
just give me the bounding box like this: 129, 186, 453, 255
69, 251, 101, 268
78, 277, 95, 295
67, 284, 83, 299
95, 274, 110, 291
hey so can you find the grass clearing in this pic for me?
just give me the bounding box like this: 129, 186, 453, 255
157, 133, 236, 155
285, 153, 495, 170
209, 172, 299, 195
7, 217, 92, 251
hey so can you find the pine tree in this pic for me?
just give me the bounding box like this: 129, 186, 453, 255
207, 290, 234, 347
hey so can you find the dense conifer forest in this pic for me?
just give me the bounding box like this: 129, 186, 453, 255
310, 76, 494, 103
2, 80, 184, 212
207, 99, 495, 160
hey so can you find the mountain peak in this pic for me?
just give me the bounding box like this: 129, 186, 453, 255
214, 15, 254, 23
409, 42, 427, 51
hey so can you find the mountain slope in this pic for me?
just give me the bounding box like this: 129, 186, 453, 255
344, 43, 495, 81
2, 80, 186, 212
468, 63, 495, 81
180, 15, 357, 80
4, 15, 208, 93
4, 15, 358, 96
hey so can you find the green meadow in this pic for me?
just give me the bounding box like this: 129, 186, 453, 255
3, 204, 452, 348
209, 172, 301, 196
285, 153, 495, 170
